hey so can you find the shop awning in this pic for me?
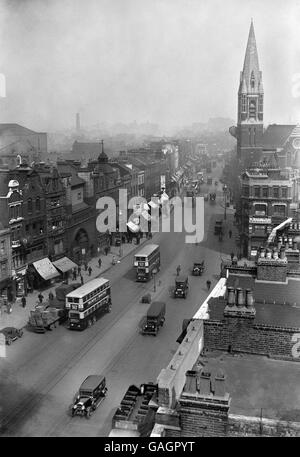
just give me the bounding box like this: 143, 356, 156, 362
52, 256, 77, 273
33, 258, 60, 281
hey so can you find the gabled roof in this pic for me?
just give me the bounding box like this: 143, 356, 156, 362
70, 175, 85, 187
262, 124, 296, 149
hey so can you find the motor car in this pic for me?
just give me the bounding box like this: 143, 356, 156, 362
192, 261, 205, 276
0, 327, 23, 345
71, 375, 107, 418
174, 275, 189, 299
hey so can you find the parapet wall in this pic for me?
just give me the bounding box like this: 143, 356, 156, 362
157, 320, 203, 408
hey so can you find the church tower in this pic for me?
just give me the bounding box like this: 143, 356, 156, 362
236, 20, 264, 164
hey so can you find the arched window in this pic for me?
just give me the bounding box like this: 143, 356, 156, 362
250, 71, 255, 89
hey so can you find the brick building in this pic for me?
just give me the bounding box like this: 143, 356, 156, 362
149, 246, 300, 437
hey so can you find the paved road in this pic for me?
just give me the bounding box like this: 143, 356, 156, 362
0, 163, 235, 437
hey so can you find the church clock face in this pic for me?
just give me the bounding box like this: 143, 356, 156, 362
292, 138, 300, 149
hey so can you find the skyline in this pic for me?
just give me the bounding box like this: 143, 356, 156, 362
1, 0, 300, 132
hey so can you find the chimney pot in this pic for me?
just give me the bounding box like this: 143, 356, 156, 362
227, 286, 235, 306
236, 288, 245, 307
214, 370, 226, 397
273, 248, 278, 260
266, 249, 272, 259
245, 288, 254, 307
280, 247, 286, 260
199, 371, 212, 396
293, 240, 298, 250
184, 370, 198, 393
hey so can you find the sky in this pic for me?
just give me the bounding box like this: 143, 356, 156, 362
1, 0, 300, 132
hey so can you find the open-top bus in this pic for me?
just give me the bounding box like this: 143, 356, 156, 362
66, 277, 111, 330
134, 244, 160, 282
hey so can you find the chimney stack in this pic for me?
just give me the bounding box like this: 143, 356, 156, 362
227, 287, 235, 307
236, 288, 245, 307
76, 113, 80, 133
245, 289, 254, 308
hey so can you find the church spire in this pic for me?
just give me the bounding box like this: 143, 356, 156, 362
240, 20, 262, 92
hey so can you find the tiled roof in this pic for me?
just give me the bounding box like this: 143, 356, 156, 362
262, 124, 296, 149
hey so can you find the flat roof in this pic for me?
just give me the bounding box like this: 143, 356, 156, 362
195, 352, 300, 421
66, 277, 109, 299
134, 244, 159, 257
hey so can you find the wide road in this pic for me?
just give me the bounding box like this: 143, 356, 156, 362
0, 163, 232, 437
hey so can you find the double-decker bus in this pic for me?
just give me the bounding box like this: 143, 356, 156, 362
134, 244, 160, 282
66, 277, 111, 330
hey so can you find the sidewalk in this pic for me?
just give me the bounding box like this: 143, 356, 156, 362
0, 237, 148, 330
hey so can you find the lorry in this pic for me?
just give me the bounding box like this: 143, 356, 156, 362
28, 283, 80, 333
140, 301, 166, 336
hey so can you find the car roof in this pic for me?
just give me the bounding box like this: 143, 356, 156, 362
80, 375, 105, 391
176, 275, 188, 282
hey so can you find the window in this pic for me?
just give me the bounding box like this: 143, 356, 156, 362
242, 185, 249, 197
254, 187, 260, 198
254, 204, 266, 216
259, 95, 263, 112
273, 205, 286, 217
0, 240, 5, 255
241, 95, 247, 112
281, 187, 288, 198
36, 197, 41, 212
28, 198, 33, 214
25, 224, 29, 233
262, 187, 269, 198
77, 192, 82, 200
0, 261, 7, 276
273, 187, 279, 198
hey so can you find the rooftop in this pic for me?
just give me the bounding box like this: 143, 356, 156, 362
195, 352, 300, 421
226, 273, 300, 306
262, 124, 296, 149
208, 295, 300, 329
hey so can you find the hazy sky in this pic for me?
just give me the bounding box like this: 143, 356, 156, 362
1, 0, 300, 132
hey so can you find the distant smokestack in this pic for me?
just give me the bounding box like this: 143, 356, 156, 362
76, 113, 80, 132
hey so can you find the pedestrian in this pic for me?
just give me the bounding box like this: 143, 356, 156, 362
98, 258, 102, 269
88, 266, 92, 276
80, 274, 84, 285
206, 280, 211, 291
77, 265, 81, 276
229, 229, 232, 239
38, 292, 44, 303
230, 252, 235, 262
72, 268, 77, 281
21, 295, 26, 308
84, 261, 88, 272
105, 246, 109, 256
48, 291, 54, 301
176, 265, 181, 276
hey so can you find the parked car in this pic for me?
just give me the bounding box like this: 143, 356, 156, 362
0, 327, 23, 345
70, 375, 107, 418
